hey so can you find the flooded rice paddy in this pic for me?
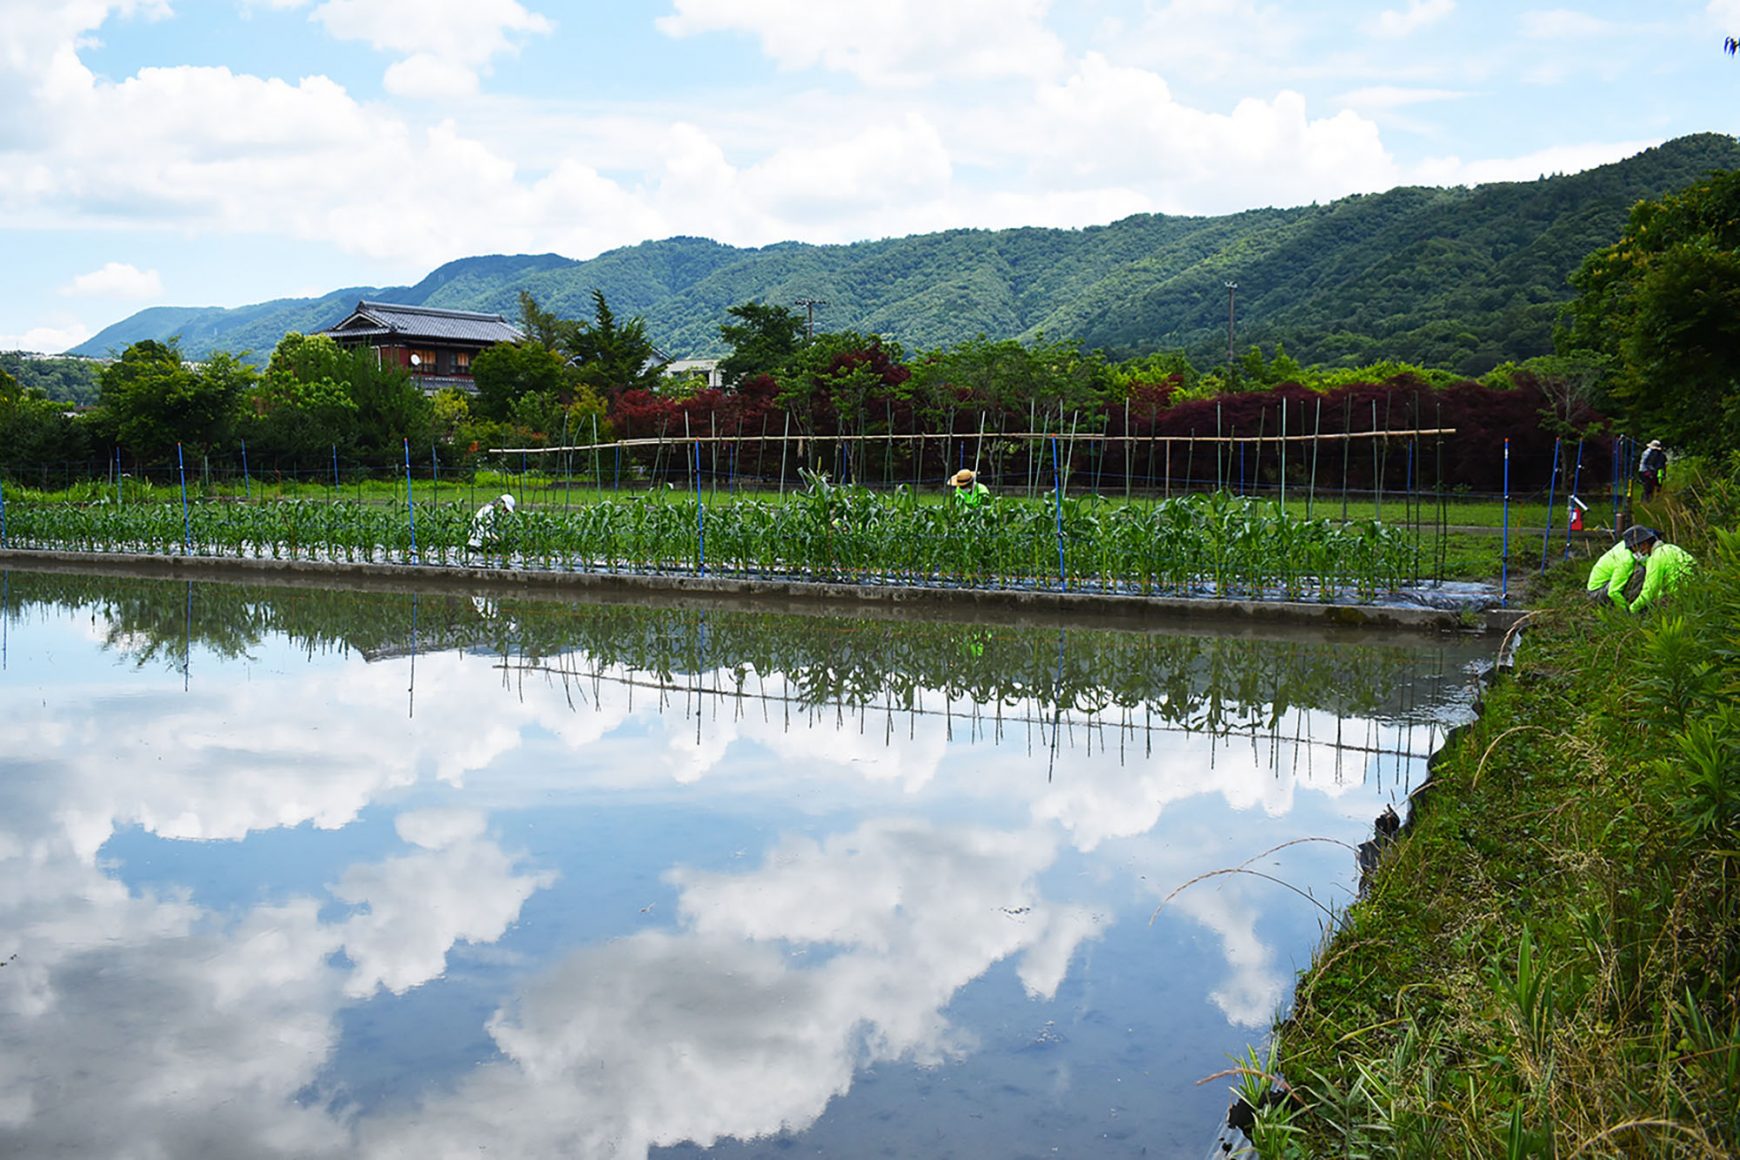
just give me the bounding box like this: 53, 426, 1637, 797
0, 570, 1492, 1158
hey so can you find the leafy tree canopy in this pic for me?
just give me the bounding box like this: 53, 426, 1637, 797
717, 301, 807, 388
1560, 167, 1740, 456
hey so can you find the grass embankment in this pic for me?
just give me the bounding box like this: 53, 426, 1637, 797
1247, 484, 1740, 1157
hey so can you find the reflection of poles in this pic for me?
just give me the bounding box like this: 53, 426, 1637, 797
1048, 629, 1066, 784
408, 592, 418, 719
182, 581, 192, 692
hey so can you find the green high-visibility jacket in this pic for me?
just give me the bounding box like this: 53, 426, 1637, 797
1630, 542, 1696, 613
952, 482, 990, 508
1586, 541, 1635, 609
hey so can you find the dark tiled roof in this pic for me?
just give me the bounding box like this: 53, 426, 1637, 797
319, 300, 522, 345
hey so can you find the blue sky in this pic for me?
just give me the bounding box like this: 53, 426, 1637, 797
1, 0, 1736, 355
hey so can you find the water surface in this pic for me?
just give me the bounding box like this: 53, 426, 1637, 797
0, 571, 1490, 1158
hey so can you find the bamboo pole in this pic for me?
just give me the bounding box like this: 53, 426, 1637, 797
487, 427, 1457, 456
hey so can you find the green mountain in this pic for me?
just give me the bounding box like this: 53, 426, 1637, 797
70, 133, 1740, 376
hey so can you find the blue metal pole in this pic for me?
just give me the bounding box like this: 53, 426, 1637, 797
1501, 438, 1511, 604
1563, 439, 1584, 559
177, 442, 192, 554
403, 438, 418, 564
241, 439, 251, 500
1539, 436, 1561, 573
1051, 436, 1066, 590
694, 440, 706, 574
0, 475, 7, 548
331, 445, 339, 495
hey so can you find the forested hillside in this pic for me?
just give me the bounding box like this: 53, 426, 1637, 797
70, 133, 1740, 375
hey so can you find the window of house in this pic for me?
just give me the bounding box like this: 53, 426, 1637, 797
453, 350, 472, 374
408, 348, 437, 373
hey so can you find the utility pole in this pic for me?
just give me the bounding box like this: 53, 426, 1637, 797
795, 297, 827, 341
1224, 281, 1238, 382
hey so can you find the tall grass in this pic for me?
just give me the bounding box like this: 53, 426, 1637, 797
1258, 521, 1740, 1156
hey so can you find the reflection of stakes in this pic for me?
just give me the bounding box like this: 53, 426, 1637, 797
1148, 836, 1361, 926
495, 658, 1443, 769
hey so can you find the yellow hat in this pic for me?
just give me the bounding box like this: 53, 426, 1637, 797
950, 469, 975, 487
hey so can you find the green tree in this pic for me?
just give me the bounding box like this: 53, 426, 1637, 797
567, 290, 664, 397
517, 290, 570, 351
97, 340, 246, 466
1561, 168, 1740, 456
343, 344, 432, 463
0, 367, 88, 477
717, 301, 807, 388
470, 341, 570, 422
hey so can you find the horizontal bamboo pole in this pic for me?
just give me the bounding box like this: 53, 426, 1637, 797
490, 427, 1458, 455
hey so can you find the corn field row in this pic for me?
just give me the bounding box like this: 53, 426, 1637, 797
0, 485, 1421, 601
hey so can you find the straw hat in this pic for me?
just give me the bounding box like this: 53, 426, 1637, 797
499, 494, 517, 511
950, 469, 976, 487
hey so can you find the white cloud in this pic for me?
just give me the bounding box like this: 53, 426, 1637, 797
1111, 0, 1308, 85
1369, 0, 1454, 39
334, 831, 555, 996
382, 53, 479, 99
309, 0, 553, 96
1411, 138, 1655, 187
1519, 8, 1616, 39
657, 0, 1066, 86
1332, 85, 1468, 111
994, 54, 1399, 215
0, 321, 94, 354
1712, 0, 1740, 27
59, 261, 161, 298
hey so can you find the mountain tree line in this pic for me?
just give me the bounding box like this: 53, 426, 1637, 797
3, 163, 1734, 489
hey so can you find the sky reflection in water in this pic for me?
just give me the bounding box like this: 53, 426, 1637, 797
0, 572, 1490, 1158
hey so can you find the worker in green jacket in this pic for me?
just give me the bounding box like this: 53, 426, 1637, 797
949, 469, 990, 507
1625, 527, 1696, 613
1586, 529, 1643, 608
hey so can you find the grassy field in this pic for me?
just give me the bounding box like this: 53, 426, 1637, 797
1238, 482, 1740, 1157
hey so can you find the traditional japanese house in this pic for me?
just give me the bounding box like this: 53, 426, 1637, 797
315, 300, 522, 393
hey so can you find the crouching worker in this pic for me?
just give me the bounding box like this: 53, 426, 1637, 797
949, 469, 990, 507
1586, 526, 1646, 608
468, 493, 516, 555
1625, 526, 1695, 614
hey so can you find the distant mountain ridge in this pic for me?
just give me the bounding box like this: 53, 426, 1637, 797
71, 133, 1740, 375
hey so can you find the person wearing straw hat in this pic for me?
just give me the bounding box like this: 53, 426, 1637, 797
1638, 439, 1667, 499
468, 493, 517, 552
1587, 525, 1646, 608
1624, 526, 1695, 614
949, 469, 990, 507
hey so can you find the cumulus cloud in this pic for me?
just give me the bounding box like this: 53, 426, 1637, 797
308, 0, 553, 96
59, 261, 161, 298
657, 0, 1066, 86
1369, 0, 1454, 39
1111, 0, 1308, 85
1411, 138, 1656, 187
0, 321, 94, 354
995, 54, 1399, 214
